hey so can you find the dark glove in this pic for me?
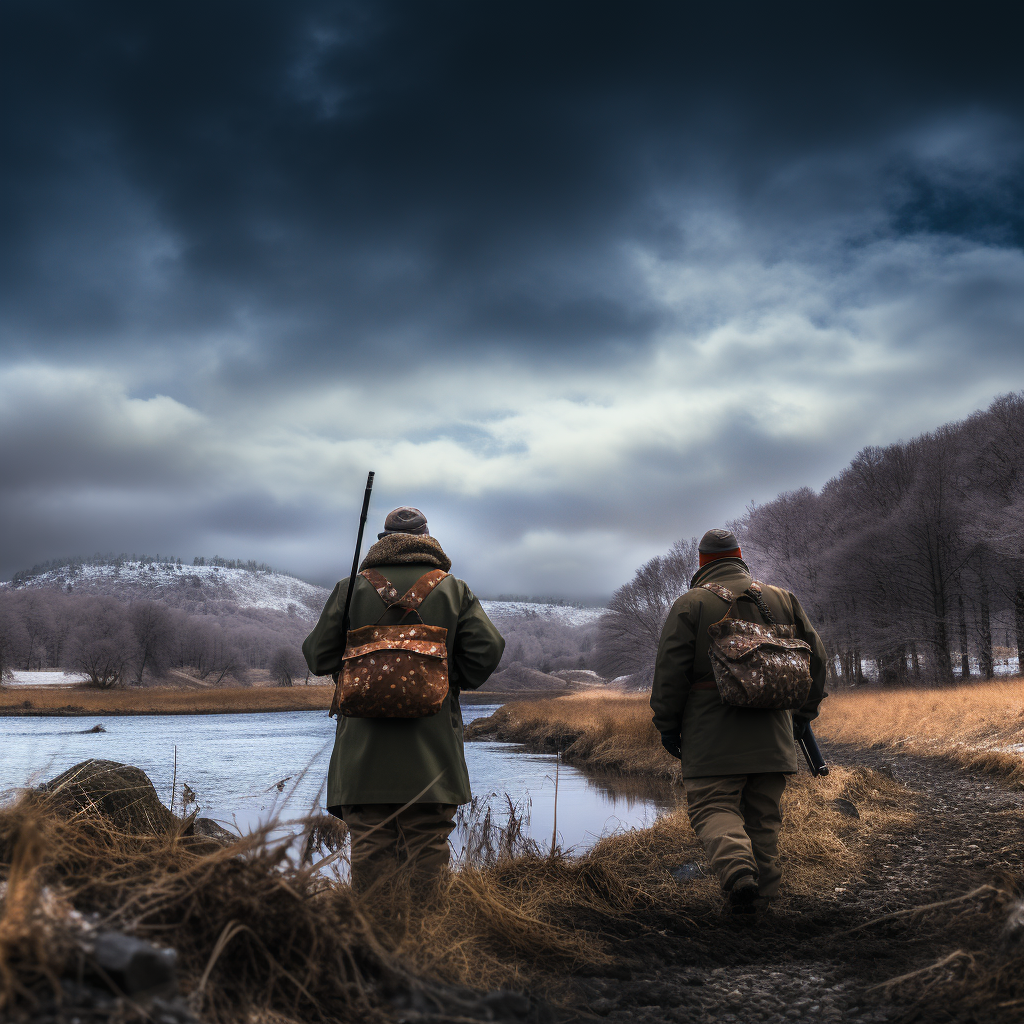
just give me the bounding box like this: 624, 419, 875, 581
660, 731, 682, 760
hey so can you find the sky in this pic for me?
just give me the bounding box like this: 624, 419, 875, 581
2, 0, 1024, 600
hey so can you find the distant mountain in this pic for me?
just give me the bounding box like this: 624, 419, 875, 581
479, 600, 604, 627
3, 561, 331, 622
3, 560, 606, 626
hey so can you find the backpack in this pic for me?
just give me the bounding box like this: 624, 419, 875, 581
329, 568, 451, 719
701, 581, 813, 711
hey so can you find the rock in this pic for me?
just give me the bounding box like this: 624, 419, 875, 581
91, 930, 178, 996
831, 798, 860, 819
192, 817, 238, 846
40, 759, 178, 834
592, 997, 615, 1016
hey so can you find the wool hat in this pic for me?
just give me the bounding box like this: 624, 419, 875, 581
698, 528, 740, 554
378, 506, 430, 540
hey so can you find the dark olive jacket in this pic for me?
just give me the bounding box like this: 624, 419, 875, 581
302, 534, 505, 808
650, 557, 827, 777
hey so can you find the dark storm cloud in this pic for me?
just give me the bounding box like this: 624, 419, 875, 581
4, 0, 1024, 379
4, 1, 1024, 594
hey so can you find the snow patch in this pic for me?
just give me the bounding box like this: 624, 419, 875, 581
480, 601, 605, 627
7, 671, 89, 687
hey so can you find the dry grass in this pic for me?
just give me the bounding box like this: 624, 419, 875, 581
817, 677, 1024, 784
0, 685, 567, 716
0, 752, 910, 1021
364, 763, 913, 997
467, 692, 675, 777
0, 685, 334, 717
471, 681, 1024, 785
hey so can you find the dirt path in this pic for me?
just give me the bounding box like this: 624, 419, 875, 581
560, 744, 1024, 1024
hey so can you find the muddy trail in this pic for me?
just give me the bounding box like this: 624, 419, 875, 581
551, 744, 1023, 1024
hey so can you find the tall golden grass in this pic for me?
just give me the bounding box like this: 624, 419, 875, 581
466, 693, 675, 777
815, 677, 1024, 783
471, 679, 1024, 783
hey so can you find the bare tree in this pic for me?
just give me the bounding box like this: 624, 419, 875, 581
594, 537, 698, 687
63, 596, 139, 688
0, 596, 30, 683
270, 644, 304, 687
129, 600, 177, 684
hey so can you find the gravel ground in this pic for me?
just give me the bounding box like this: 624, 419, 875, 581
556, 744, 1024, 1024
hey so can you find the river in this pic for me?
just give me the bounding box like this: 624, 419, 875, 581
0, 704, 681, 860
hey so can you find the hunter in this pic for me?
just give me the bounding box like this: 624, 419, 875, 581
303, 506, 505, 889
651, 528, 827, 914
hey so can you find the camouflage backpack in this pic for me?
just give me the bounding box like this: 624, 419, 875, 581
330, 568, 450, 719
701, 581, 813, 711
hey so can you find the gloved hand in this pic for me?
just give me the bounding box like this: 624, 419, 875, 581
660, 731, 682, 760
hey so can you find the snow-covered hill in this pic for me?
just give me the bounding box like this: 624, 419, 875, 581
478, 600, 604, 627
4, 561, 331, 622
4, 561, 605, 626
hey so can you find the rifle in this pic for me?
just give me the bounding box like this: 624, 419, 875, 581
328, 471, 375, 718
794, 720, 829, 776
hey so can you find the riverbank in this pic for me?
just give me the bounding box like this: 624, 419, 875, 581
464, 680, 1024, 783
0, 685, 573, 716
3, 748, 1021, 1023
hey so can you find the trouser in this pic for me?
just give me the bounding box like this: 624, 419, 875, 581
682, 773, 787, 899
339, 802, 457, 892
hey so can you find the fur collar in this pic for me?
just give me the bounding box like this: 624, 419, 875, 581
690, 557, 751, 590
359, 533, 452, 573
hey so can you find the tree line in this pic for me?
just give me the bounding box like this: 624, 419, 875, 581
0, 588, 308, 688
594, 393, 1024, 688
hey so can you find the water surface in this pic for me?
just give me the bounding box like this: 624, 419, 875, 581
0, 704, 680, 857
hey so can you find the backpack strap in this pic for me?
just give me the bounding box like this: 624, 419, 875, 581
360, 568, 401, 604
703, 579, 780, 626
359, 568, 449, 623
700, 582, 736, 605
700, 582, 738, 628
746, 581, 777, 625
393, 569, 449, 611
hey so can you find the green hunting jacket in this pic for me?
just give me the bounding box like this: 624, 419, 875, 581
302, 533, 505, 809
650, 557, 827, 778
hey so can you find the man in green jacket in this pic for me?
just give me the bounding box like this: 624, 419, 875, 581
651, 529, 827, 914
303, 507, 505, 889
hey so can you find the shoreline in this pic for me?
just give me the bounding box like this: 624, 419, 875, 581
0, 685, 573, 717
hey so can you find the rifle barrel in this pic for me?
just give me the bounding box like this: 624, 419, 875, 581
795, 721, 829, 777
330, 471, 375, 718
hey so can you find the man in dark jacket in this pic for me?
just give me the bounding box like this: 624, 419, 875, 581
303, 506, 505, 889
650, 529, 827, 913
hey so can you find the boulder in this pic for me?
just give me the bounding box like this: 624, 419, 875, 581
40, 759, 178, 834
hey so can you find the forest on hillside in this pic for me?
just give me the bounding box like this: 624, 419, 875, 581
596, 392, 1024, 688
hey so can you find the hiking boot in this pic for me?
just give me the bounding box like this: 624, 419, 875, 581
728, 877, 760, 917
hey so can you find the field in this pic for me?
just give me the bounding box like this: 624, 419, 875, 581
815, 678, 1024, 783
0, 683, 335, 716
466, 680, 1024, 783
0, 684, 570, 716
